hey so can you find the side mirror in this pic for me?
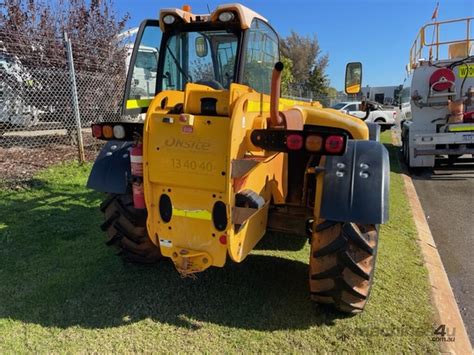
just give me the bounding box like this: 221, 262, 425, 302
195, 36, 208, 57
345, 62, 362, 95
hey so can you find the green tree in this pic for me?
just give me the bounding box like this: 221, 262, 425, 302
327, 87, 338, 99
280, 31, 329, 98
280, 56, 294, 96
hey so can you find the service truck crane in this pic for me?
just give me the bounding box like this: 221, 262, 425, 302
401, 17, 474, 168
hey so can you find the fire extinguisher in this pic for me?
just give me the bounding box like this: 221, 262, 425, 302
130, 143, 145, 209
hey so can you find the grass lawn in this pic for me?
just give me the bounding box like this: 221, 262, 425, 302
0, 132, 439, 353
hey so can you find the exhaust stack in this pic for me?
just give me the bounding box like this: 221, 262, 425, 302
270, 62, 284, 127
269, 62, 304, 130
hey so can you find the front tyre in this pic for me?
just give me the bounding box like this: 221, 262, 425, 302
309, 221, 378, 313
100, 193, 162, 263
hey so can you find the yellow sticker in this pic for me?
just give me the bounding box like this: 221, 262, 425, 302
126, 99, 152, 109
458, 64, 474, 78
172, 208, 212, 220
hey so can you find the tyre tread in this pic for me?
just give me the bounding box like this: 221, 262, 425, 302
101, 193, 162, 264
309, 221, 378, 313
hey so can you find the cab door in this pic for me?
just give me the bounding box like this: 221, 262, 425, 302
123, 20, 161, 116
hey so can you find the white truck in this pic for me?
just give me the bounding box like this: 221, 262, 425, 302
400, 17, 474, 168
118, 28, 160, 121
0, 51, 39, 134
331, 100, 396, 130
126, 44, 158, 100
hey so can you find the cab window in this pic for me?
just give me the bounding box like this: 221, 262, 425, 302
331, 103, 347, 110
162, 30, 238, 91
243, 19, 279, 94
124, 21, 161, 113
400, 87, 411, 104
345, 104, 358, 112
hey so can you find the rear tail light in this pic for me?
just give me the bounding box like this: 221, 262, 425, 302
305, 135, 323, 152
90, 122, 143, 141
102, 125, 114, 139
393, 112, 397, 118
113, 125, 126, 139
325, 135, 345, 154
92, 124, 102, 138
250, 129, 347, 155
286, 134, 303, 150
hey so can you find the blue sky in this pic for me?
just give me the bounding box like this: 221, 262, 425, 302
114, 0, 473, 90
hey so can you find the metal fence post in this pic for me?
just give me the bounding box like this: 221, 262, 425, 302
64, 32, 85, 163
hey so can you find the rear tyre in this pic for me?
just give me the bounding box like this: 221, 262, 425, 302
402, 134, 410, 167
309, 221, 378, 313
100, 193, 162, 264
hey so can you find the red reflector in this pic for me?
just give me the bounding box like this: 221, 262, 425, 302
219, 235, 227, 245
286, 134, 303, 150
325, 135, 344, 154
92, 125, 102, 138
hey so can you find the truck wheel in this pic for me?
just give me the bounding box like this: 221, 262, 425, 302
309, 221, 378, 313
402, 135, 410, 167
100, 193, 162, 264
401, 134, 406, 157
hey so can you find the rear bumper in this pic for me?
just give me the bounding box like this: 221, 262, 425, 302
414, 132, 474, 146
415, 147, 474, 156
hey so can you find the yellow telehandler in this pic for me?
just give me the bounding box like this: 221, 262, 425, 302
87, 4, 389, 313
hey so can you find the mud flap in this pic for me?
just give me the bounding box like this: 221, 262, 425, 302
320, 140, 389, 225
366, 122, 381, 142
86, 140, 133, 194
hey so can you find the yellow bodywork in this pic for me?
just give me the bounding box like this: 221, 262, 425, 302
142, 83, 368, 274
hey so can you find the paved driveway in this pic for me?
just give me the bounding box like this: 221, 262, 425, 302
410, 162, 474, 343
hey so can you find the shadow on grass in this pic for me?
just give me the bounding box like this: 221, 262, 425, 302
383, 142, 403, 175
254, 231, 308, 251
0, 180, 347, 331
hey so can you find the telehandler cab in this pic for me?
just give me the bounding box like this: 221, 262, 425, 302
87, 4, 389, 313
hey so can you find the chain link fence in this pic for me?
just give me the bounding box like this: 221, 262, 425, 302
0, 29, 135, 181
285, 84, 355, 108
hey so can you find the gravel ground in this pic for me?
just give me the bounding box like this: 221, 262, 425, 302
0, 132, 101, 187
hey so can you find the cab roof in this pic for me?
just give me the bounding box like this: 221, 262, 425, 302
159, 3, 268, 31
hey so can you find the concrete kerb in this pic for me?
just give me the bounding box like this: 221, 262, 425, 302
390, 130, 472, 354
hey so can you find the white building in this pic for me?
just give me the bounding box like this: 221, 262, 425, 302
361, 85, 402, 105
